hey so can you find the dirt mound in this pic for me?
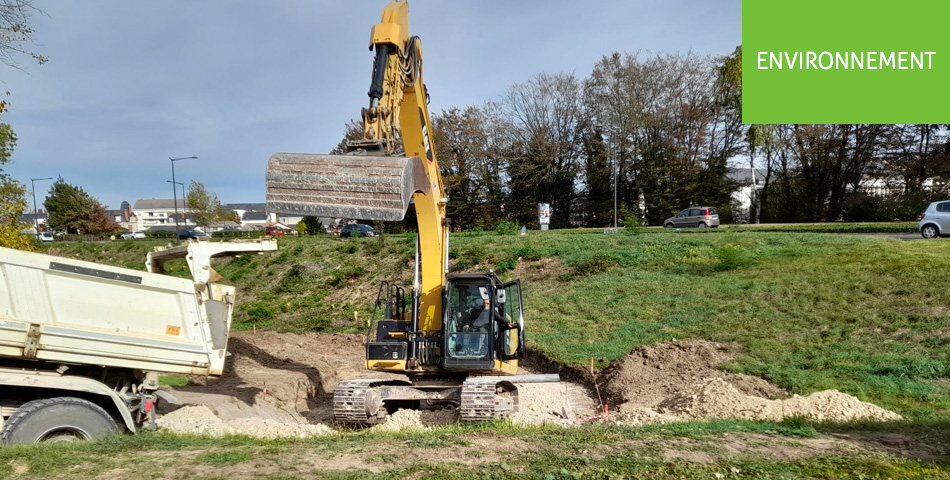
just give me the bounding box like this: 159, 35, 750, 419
161, 331, 400, 426
656, 378, 902, 422
157, 405, 331, 438
372, 409, 459, 431
598, 340, 902, 425
599, 340, 783, 409
369, 381, 595, 430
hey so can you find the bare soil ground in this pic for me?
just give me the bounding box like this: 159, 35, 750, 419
597, 340, 902, 425
158, 333, 902, 437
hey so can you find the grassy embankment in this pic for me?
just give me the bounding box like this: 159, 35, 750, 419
37, 227, 949, 421
23, 227, 950, 477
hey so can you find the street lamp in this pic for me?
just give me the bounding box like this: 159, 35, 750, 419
169, 156, 197, 233
30, 177, 53, 234
167, 180, 185, 205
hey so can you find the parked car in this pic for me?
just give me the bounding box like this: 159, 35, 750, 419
37, 232, 54, 242
178, 229, 209, 240
121, 230, 146, 240
664, 207, 720, 229
340, 223, 376, 238
265, 226, 286, 236
918, 200, 950, 238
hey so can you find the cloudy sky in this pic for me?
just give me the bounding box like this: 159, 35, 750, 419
2, 1, 740, 209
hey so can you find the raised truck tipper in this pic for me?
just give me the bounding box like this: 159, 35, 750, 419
0, 239, 276, 444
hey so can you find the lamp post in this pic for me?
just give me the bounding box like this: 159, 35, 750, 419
169, 156, 197, 233
166, 180, 185, 205
30, 177, 53, 234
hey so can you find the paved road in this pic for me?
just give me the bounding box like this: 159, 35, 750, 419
851, 233, 938, 241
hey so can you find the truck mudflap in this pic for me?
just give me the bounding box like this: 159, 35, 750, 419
265, 153, 430, 221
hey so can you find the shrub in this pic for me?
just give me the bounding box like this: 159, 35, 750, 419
622, 216, 646, 234
495, 256, 518, 274
213, 230, 262, 240
715, 243, 756, 271
273, 264, 307, 294
245, 302, 277, 320
567, 253, 616, 277
494, 220, 519, 236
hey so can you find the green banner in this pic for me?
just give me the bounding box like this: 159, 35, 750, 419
742, 0, 949, 123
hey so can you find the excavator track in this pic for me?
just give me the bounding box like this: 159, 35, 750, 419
460, 378, 518, 422
333, 379, 389, 426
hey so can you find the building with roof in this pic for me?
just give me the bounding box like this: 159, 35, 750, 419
240, 210, 271, 228
106, 201, 137, 231
131, 198, 189, 230
727, 167, 767, 223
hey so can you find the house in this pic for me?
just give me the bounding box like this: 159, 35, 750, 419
106, 201, 137, 231
19, 211, 49, 231
276, 214, 305, 227
131, 198, 189, 231
240, 210, 270, 229
727, 167, 766, 222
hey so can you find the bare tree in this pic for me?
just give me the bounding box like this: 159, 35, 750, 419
504, 72, 585, 227
0, 0, 46, 71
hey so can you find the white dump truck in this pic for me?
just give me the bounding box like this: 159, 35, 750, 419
0, 239, 276, 443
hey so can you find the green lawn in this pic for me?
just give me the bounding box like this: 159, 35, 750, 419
1, 421, 947, 479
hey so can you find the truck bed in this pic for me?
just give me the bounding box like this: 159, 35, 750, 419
0, 240, 275, 376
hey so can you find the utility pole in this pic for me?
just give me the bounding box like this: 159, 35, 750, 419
30, 177, 53, 234
169, 156, 197, 233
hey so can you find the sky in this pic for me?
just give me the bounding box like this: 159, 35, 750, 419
2, 1, 740, 209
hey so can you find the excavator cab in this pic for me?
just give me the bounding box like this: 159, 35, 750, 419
443, 274, 524, 371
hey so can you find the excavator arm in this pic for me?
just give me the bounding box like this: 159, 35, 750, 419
265, 0, 448, 362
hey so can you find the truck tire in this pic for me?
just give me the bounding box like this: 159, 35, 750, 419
0, 397, 119, 444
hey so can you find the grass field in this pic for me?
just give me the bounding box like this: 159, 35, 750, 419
36, 228, 950, 421
1, 421, 948, 479
25, 227, 950, 477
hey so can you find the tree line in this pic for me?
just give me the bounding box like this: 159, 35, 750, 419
348, 46, 950, 231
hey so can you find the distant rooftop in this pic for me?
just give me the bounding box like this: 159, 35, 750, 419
133, 198, 186, 210
226, 203, 266, 211
727, 167, 767, 184
241, 210, 269, 221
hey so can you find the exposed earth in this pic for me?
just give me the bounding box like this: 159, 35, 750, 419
156, 332, 902, 438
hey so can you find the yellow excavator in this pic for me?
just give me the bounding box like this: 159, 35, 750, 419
265, 0, 557, 425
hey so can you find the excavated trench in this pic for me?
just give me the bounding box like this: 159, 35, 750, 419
156, 332, 901, 437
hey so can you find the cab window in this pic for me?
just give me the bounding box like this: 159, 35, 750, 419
445, 283, 491, 361
501, 284, 521, 357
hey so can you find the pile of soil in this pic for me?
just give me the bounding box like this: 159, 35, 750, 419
658, 378, 903, 422
371, 409, 459, 431
598, 340, 783, 408
156, 405, 331, 438
598, 340, 902, 424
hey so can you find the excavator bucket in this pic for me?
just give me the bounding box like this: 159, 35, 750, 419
265, 153, 430, 221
